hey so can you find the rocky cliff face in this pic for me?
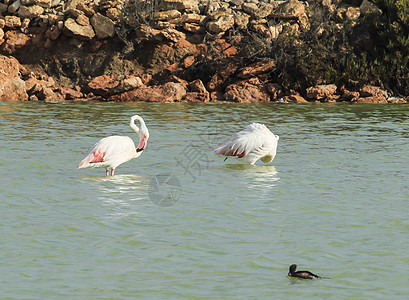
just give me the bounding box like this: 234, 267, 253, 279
0, 0, 406, 103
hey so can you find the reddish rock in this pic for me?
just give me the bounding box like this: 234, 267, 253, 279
306, 84, 338, 101
359, 85, 388, 101
38, 86, 65, 102
111, 82, 186, 102
86, 75, 119, 97
185, 92, 210, 102
183, 55, 195, 68
224, 79, 270, 102
0, 30, 31, 55
210, 91, 224, 102
207, 73, 223, 92
25, 76, 54, 92
189, 79, 207, 93
141, 74, 152, 85
0, 55, 28, 101
237, 59, 275, 79
207, 63, 240, 91
58, 87, 84, 100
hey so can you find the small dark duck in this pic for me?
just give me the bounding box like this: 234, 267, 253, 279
288, 264, 320, 279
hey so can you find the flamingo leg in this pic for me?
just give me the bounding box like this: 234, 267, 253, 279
105, 169, 109, 176
111, 169, 115, 176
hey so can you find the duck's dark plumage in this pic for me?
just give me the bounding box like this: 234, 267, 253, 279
288, 264, 320, 279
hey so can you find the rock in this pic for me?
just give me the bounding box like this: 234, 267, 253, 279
269, 24, 283, 39
64, 0, 82, 11
45, 24, 61, 40
27, 0, 50, 7
183, 22, 205, 33
0, 28, 4, 41
243, 3, 274, 19
306, 84, 338, 100
0, 30, 31, 55
346, 7, 360, 21
162, 82, 186, 100
242, 3, 258, 16
359, 85, 388, 100
237, 59, 275, 79
153, 10, 182, 21
183, 55, 195, 68
64, 17, 95, 40
18, 5, 44, 18
0, 3, 8, 14
86, 75, 119, 97
162, 0, 199, 13
207, 12, 235, 34
115, 82, 186, 102
271, 0, 305, 19
58, 87, 83, 100
8, 0, 22, 14
184, 92, 210, 102
283, 94, 308, 103
0, 55, 28, 101
224, 78, 270, 102
360, 0, 382, 16
189, 79, 207, 93
340, 91, 359, 102
161, 28, 186, 43
111, 76, 144, 94
233, 11, 250, 30
5, 16, 22, 28
76, 14, 90, 26
38, 86, 65, 102
179, 13, 202, 23
106, 7, 121, 22
25, 76, 54, 92
76, 2, 95, 17
90, 12, 115, 39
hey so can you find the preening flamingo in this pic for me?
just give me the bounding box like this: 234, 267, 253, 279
78, 115, 149, 176
214, 123, 279, 164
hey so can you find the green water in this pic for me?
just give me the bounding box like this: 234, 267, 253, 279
0, 101, 408, 299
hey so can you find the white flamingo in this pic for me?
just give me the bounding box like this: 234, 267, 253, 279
78, 115, 149, 176
214, 123, 279, 164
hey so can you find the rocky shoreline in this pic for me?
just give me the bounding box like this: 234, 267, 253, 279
0, 0, 407, 103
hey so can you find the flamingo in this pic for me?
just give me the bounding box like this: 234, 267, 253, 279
77, 115, 149, 176
214, 123, 279, 164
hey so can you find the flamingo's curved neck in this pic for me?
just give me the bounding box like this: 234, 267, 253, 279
130, 115, 149, 152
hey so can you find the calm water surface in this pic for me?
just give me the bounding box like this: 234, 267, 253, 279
0, 102, 408, 299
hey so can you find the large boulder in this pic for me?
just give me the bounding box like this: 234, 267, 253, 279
0, 55, 28, 101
